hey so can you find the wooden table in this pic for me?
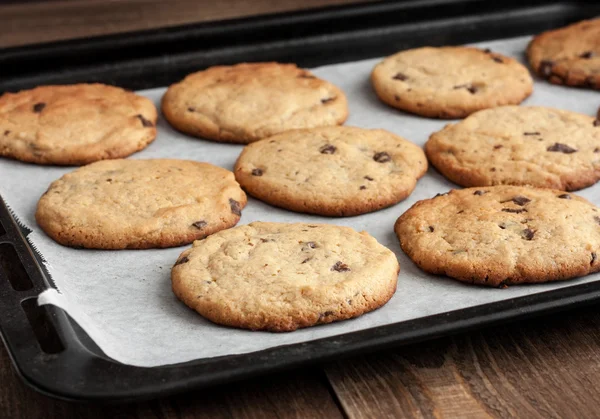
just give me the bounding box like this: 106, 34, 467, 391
2, 1, 599, 417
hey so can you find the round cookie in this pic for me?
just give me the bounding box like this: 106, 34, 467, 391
234, 126, 428, 216
371, 46, 533, 119
395, 186, 600, 287
36, 159, 247, 249
425, 106, 600, 191
0, 84, 157, 165
161, 62, 348, 144
527, 18, 600, 89
172, 222, 400, 331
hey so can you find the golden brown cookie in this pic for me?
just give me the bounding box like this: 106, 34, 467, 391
395, 186, 600, 287
172, 222, 400, 331
36, 159, 246, 249
0, 84, 157, 165
425, 106, 600, 191
371, 46, 533, 119
161, 62, 348, 144
527, 18, 600, 89
234, 126, 427, 216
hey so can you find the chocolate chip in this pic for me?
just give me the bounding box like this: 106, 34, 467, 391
192, 221, 207, 229
364, 176, 374, 181
320, 311, 334, 318
187, 107, 195, 112
373, 151, 391, 163
3, 130, 9, 136
137, 114, 154, 127
320, 144, 336, 154
595, 216, 600, 225
260, 238, 273, 243
523, 131, 541, 136
502, 208, 527, 214
595, 148, 600, 153
547, 143, 577, 153
175, 256, 189, 266
493, 145, 503, 149
453, 84, 477, 94
521, 228, 535, 240
505, 196, 531, 206
251, 168, 263, 176
435, 192, 449, 197
229, 198, 241, 216
591, 252, 597, 266
580, 51, 595, 59
483, 48, 492, 53
393, 72, 409, 81
539, 60, 554, 77
558, 194, 571, 199
321, 97, 335, 104
492, 56, 503, 63
490, 168, 497, 172
473, 190, 487, 196
594, 120, 600, 127
394, 95, 400, 101
428, 226, 434, 232
301, 258, 311, 264
33, 102, 46, 113
331, 261, 350, 272
306, 241, 317, 249
498, 223, 506, 230
298, 73, 316, 79
359, 185, 367, 190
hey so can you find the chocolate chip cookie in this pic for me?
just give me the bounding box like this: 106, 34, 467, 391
370, 46, 533, 119
234, 126, 427, 216
395, 186, 600, 286
172, 222, 400, 331
425, 106, 600, 191
162, 62, 348, 144
527, 18, 600, 89
0, 84, 157, 165
36, 159, 246, 249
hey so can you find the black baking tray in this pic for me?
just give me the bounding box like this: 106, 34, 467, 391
1, 0, 600, 403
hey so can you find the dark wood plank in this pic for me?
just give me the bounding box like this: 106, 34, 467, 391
0, 341, 343, 419
0, 0, 375, 48
326, 305, 600, 419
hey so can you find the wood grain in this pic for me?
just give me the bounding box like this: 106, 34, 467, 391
0, 340, 342, 419
0, 0, 374, 48
326, 305, 600, 419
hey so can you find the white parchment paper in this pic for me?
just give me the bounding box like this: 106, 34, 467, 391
1, 36, 599, 367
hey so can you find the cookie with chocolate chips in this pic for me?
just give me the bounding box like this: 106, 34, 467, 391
161, 62, 348, 144
395, 186, 600, 286
36, 159, 246, 249
0, 84, 157, 165
425, 106, 600, 191
527, 18, 600, 89
171, 222, 400, 331
234, 126, 427, 216
370, 46, 533, 119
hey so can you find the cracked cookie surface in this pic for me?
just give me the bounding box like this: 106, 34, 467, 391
36, 159, 246, 249
161, 62, 348, 144
234, 126, 427, 216
527, 18, 600, 89
395, 186, 600, 286
171, 222, 400, 331
0, 84, 157, 165
371, 46, 533, 119
425, 106, 600, 191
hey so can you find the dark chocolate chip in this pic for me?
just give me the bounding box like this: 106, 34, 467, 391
539, 60, 554, 77
301, 258, 311, 264
33, 102, 46, 113
428, 226, 434, 232
483, 48, 492, 53
306, 241, 317, 249
453, 84, 477, 94
435, 192, 449, 197
192, 221, 207, 229
502, 208, 527, 214
457, 210, 464, 214
321, 97, 335, 104
187, 107, 195, 112
473, 190, 488, 196
359, 185, 367, 190
364, 176, 374, 181
320, 311, 334, 318
547, 143, 577, 153
558, 194, 571, 199
595, 216, 600, 225
331, 261, 350, 272
394, 95, 400, 101
594, 120, 600, 127
137, 114, 154, 127
373, 151, 391, 163
490, 168, 496, 172
493, 145, 503, 149
521, 228, 535, 240
580, 51, 595, 59
591, 252, 597, 266
320, 144, 336, 154
492, 56, 503, 63
229, 198, 241, 216
175, 256, 189, 266
595, 148, 600, 153
523, 131, 541, 136
507, 196, 531, 206
498, 223, 506, 230
393, 72, 409, 81
3, 130, 9, 136
251, 168, 263, 176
